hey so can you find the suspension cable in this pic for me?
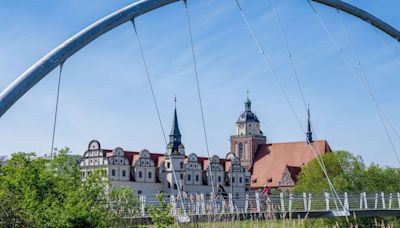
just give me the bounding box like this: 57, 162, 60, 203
372, 25, 400, 67
130, 19, 187, 216
271, 0, 340, 210
182, 0, 215, 194
50, 62, 64, 159
234, 0, 344, 212
306, 0, 400, 164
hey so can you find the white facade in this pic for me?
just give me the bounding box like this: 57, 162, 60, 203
79, 105, 250, 197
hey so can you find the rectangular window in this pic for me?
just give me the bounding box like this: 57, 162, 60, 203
174, 184, 177, 189
188, 174, 191, 181
232, 177, 235, 183
138, 171, 142, 178
239, 177, 242, 183
111, 169, 116, 177
167, 162, 170, 169
122, 170, 126, 177
148, 172, 152, 179
218, 176, 221, 182
138, 190, 142, 195
180, 162, 184, 169
195, 174, 199, 182
180, 173, 184, 179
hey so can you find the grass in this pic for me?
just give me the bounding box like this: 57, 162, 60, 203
134, 216, 400, 228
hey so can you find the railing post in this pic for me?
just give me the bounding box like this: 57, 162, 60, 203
289, 193, 293, 212
195, 194, 200, 214
245, 194, 249, 213
303, 192, 308, 211
229, 193, 234, 213
280, 193, 285, 213
381, 192, 386, 209
389, 193, 393, 209
359, 192, 363, 209
200, 193, 205, 214
140, 195, 146, 217
374, 193, 378, 209
308, 193, 312, 211
363, 192, 368, 209
170, 195, 177, 216
397, 193, 400, 209
255, 192, 261, 213
325, 192, 330, 211
344, 192, 349, 211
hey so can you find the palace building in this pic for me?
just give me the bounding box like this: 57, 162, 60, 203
79, 97, 330, 195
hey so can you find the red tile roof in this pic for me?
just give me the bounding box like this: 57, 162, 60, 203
250, 140, 331, 189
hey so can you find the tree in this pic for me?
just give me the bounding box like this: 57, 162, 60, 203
0, 149, 111, 227
147, 192, 174, 227
293, 151, 365, 193
363, 164, 400, 192
109, 186, 140, 220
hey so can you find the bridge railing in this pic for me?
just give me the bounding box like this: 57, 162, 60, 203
132, 192, 400, 218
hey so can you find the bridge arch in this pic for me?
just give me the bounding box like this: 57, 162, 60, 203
0, 0, 398, 118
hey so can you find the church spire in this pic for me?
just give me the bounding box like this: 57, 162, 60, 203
169, 97, 182, 153
245, 90, 251, 112
306, 105, 313, 144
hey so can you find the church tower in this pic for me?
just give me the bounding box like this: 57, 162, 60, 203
230, 95, 266, 170
162, 98, 185, 194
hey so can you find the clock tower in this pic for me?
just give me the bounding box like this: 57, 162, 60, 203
230, 95, 266, 170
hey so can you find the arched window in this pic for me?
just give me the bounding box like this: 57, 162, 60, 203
239, 143, 244, 159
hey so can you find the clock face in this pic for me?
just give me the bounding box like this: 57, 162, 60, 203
239, 124, 244, 129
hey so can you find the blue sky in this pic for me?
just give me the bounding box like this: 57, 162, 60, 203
0, 0, 399, 166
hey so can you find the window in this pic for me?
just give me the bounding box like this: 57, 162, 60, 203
249, 124, 252, 127
180, 173, 184, 179
167, 162, 170, 169
239, 143, 244, 159
122, 170, 126, 177
168, 182, 171, 188
138, 171, 142, 178
111, 169, 116, 177
188, 174, 191, 181
232, 177, 235, 183
173, 184, 177, 189
148, 172, 152, 179
218, 176, 221, 182
180, 162, 184, 169
195, 175, 199, 182
239, 177, 242, 184
138, 190, 142, 195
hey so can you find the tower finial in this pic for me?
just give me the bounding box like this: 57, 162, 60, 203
174, 95, 177, 108
246, 90, 249, 99
306, 104, 313, 144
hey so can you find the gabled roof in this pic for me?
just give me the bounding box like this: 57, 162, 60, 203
103, 148, 231, 171
250, 140, 331, 189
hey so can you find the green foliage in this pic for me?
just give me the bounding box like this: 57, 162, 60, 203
109, 186, 140, 219
147, 192, 174, 227
293, 150, 400, 193
0, 149, 114, 227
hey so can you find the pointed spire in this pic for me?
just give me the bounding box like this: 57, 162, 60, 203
169, 96, 182, 152
245, 90, 251, 112
306, 104, 314, 144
